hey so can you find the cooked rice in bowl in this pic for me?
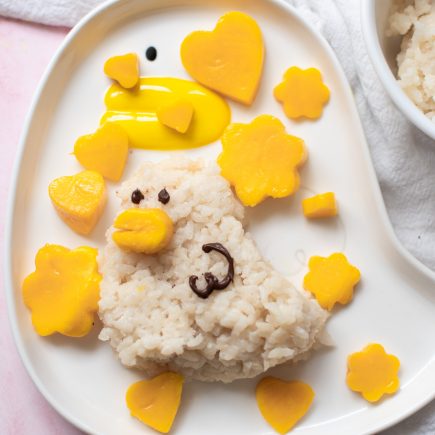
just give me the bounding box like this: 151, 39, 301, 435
388, 0, 435, 120
98, 158, 328, 383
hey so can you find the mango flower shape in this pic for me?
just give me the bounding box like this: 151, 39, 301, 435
22, 244, 101, 337
303, 253, 360, 310
346, 344, 400, 403
217, 115, 307, 206
274, 67, 330, 119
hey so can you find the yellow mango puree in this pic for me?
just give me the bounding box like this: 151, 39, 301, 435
101, 77, 231, 150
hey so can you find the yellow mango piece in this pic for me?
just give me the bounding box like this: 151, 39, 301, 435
347, 344, 400, 403
181, 11, 264, 105
49, 170, 106, 235
101, 77, 230, 150
217, 115, 307, 206
74, 122, 129, 182
274, 67, 330, 119
104, 53, 139, 89
256, 377, 314, 434
303, 253, 361, 311
112, 208, 173, 254
22, 244, 101, 337
157, 99, 194, 133
126, 372, 184, 433
302, 192, 337, 218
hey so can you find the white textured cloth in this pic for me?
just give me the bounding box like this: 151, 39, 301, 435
0, 0, 103, 27
1, 0, 434, 433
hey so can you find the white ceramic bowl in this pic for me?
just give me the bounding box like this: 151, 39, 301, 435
361, 0, 435, 140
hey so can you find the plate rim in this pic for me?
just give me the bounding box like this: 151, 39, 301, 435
4, 0, 435, 434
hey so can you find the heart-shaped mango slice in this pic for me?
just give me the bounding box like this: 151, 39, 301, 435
157, 99, 194, 133
256, 377, 314, 434
126, 372, 184, 433
49, 170, 106, 235
74, 123, 129, 181
181, 11, 264, 105
104, 53, 139, 89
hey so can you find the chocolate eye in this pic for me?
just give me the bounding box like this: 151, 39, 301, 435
131, 189, 144, 204
158, 188, 170, 204
145, 46, 157, 61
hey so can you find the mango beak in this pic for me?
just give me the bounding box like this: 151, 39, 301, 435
112, 208, 174, 254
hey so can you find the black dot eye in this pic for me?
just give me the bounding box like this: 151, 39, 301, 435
131, 189, 144, 204
145, 46, 157, 61
158, 188, 170, 204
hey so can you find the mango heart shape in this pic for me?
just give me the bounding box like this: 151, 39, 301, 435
256, 377, 314, 434
49, 170, 106, 235
157, 99, 194, 133
126, 372, 184, 433
74, 123, 129, 181
104, 53, 139, 89
112, 208, 174, 254
181, 11, 264, 105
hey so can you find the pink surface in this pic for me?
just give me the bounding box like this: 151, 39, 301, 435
1, 14, 433, 435
0, 18, 80, 435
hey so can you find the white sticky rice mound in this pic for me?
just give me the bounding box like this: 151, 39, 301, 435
388, 0, 435, 119
98, 158, 328, 382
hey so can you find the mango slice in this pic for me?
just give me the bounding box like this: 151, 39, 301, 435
104, 53, 139, 89
217, 115, 307, 206
303, 253, 361, 311
256, 377, 314, 434
22, 244, 101, 337
157, 99, 194, 133
49, 170, 106, 235
274, 67, 330, 119
347, 344, 400, 403
181, 11, 264, 105
302, 192, 337, 218
126, 372, 184, 433
74, 123, 129, 182
101, 77, 230, 150
112, 208, 174, 254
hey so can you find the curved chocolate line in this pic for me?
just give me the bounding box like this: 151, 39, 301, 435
189, 243, 234, 299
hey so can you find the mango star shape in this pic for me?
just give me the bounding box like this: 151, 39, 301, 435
346, 343, 400, 403
217, 114, 307, 207
22, 244, 101, 337
274, 67, 330, 119
303, 253, 360, 310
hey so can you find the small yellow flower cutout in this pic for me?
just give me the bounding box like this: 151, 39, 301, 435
303, 253, 361, 310
274, 66, 330, 119
346, 343, 400, 403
